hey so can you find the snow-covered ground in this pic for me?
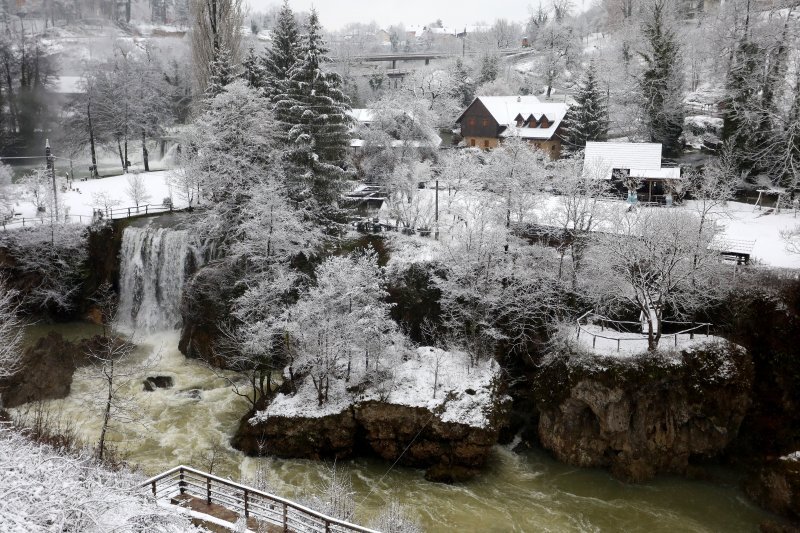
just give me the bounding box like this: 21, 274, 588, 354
256, 346, 503, 429
0, 427, 193, 532
710, 200, 800, 269
9, 171, 187, 225
575, 324, 723, 357
377, 187, 800, 269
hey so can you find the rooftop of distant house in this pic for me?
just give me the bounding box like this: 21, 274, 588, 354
457, 95, 569, 140
583, 141, 681, 180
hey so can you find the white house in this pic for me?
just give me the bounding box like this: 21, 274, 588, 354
583, 141, 681, 203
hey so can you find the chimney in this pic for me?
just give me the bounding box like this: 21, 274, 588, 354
517, 96, 521, 102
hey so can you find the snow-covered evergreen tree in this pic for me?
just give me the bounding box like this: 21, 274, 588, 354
206, 45, 235, 99
185, 80, 280, 251
263, 0, 300, 101
241, 46, 267, 90
450, 58, 476, 108
721, 36, 761, 177
274, 8, 353, 206
562, 63, 609, 150
638, 0, 684, 156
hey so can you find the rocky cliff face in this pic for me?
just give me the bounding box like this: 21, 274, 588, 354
178, 259, 241, 368
745, 454, 800, 523
534, 341, 753, 482
233, 398, 509, 483
0, 333, 108, 408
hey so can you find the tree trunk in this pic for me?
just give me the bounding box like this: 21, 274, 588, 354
88, 103, 98, 176
3, 58, 18, 132
117, 139, 125, 171
141, 131, 149, 172
98, 367, 113, 461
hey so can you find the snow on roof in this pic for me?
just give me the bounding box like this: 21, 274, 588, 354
583, 142, 666, 180
629, 167, 681, 179
51, 75, 83, 94
458, 96, 568, 141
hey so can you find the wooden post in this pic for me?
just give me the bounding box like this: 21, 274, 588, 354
244, 490, 249, 518
674, 334, 678, 347
434, 179, 439, 240
617, 339, 620, 352
206, 477, 211, 504
326, 521, 331, 533
151, 480, 157, 497
592, 336, 597, 349
179, 469, 186, 494
283, 503, 288, 532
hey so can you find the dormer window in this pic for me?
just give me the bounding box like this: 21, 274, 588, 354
540, 115, 550, 128
515, 114, 524, 127
526, 114, 538, 128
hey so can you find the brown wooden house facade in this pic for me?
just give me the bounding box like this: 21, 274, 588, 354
456, 96, 569, 159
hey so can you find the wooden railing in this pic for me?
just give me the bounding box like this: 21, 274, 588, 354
575, 311, 713, 352
1, 204, 184, 231
142, 465, 380, 533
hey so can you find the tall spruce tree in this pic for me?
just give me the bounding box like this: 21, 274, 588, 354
206, 46, 235, 99
263, 0, 300, 101
242, 46, 267, 89
721, 36, 763, 179
638, 0, 684, 156
562, 63, 608, 150
274, 8, 353, 205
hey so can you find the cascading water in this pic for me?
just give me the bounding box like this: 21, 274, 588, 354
117, 224, 201, 333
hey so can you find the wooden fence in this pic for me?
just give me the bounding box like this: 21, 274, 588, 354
142, 465, 380, 533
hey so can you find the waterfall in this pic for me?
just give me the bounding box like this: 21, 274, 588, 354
118, 225, 201, 333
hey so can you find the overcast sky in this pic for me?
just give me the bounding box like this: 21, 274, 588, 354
244, 0, 537, 30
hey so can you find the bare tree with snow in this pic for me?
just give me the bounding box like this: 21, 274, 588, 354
585, 208, 723, 351
126, 173, 152, 209
284, 249, 398, 405
0, 278, 23, 382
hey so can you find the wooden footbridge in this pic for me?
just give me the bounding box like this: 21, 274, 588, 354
143, 465, 379, 533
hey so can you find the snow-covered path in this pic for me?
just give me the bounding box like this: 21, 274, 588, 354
10, 170, 187, 224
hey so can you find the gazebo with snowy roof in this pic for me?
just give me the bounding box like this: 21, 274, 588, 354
583, 141, 681, 203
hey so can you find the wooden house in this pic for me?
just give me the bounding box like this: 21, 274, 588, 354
455, 96, 569, 159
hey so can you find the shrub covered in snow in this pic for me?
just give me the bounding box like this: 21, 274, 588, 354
0, 223, 88, 313
0, 426, 193, 532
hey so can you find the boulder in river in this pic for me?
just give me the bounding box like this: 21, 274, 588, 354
143, 376, 174, 391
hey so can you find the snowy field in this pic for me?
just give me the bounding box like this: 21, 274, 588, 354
256, 346, 502, 429
378, 186, 800, 269
8, 171, 187, 226
575, 324, 723, 357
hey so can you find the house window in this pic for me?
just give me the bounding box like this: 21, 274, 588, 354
482, 119, 490, 127
467, 118, 476, 127
484, 140, 490, 148
470, 139, 476, 147
540, 118, 550, 128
